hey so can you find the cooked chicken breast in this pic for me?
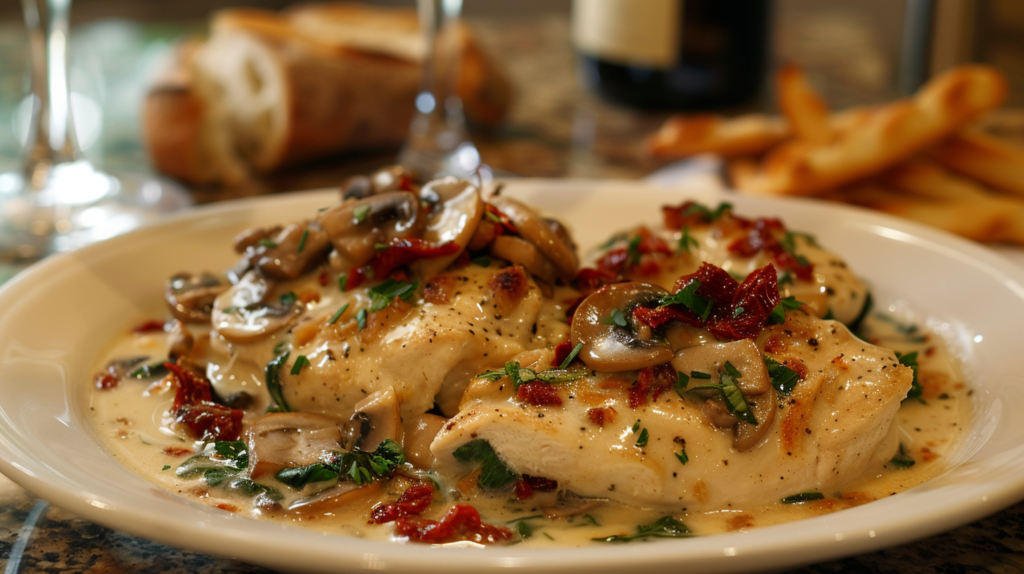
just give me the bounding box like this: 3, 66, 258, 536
431, 311, 911, 510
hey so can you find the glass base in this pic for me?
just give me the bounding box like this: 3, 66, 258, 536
0, 161, 191, 264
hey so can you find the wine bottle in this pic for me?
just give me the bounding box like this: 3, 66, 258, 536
573, 0, 771, 110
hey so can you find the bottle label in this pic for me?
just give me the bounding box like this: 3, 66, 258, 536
572, 0, 681, 68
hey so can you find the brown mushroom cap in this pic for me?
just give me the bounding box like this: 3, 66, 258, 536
245, 411, 345, 480
165, 272, 228, 324
488, 196, 578, 280
570, 282, 674, 372
251, 222, 332, 280
411, 177, 484, 278
319, 191, 425, 269
344, 387, 403, 452
211, 271, 299, 343
489, 235, 559, 284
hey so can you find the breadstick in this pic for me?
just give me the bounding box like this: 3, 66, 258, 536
646, 114, 789, 160
835, 179, 1024, 244
929, 128, 1024, 197
736, 65, 1008, 197
878, 159, 993, 201
777, 64, 831, 144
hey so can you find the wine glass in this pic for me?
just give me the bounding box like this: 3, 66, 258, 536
0, 0, 190, 265
397, 0, 488, 183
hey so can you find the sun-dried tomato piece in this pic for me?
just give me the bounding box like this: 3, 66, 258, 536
370, 484, 435, 524
163, 446, 193, 457
629, 363, 676, 408
516, 382, 562, 406
394, 504, 514, 544
572, 267, 618, 295
710, 265, 780, 340
632, 305, 697, 331
551, 340, 574, 367
673, 262, 739, 309
176, 403, 243, 442
131, 319, 166, 333
166, 362, 214, 412
514, 474, 558, 500
93, 371, 118, 390
346, 239, 460, 289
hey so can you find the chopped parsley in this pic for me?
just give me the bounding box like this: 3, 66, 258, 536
626, 235, 643, 265
601, 308, 628, 327
559, 342, 583, 370
327, 303, 350, 325
687, 362, 756, 425
660, 280, 713, 321
162, 465, 171, 471
367, 278, 419, 312
684, 202, 732, 222
781, 492, 824, 504
297, 229, 309, 253
594, 516, 691, 542
257, 238, 278, 248
889, 444, 916, 470
290, 355, 310, 375
780, 231, 811, 267
690, 371, 712, 379
279, 291, 298, 308
374, 243, 390, 251
452, 439, 517, 489
508, 515, 545, 539
275, 439, 405, 488
265, 352, 291, 412
338, 273, 348, 292
896, 351, 924, 404
677, 226, 698, 254
674, 371, 689, 398
631, 419, 641, 433
472, 255, 492, 267
129, 361, 168, 379
356, 308, 368, 330
764, 356, 799, 396
177, 441, 282, 501
353, 204, 371, 224
769, 296, 806, 324
675, 450, 688, 465
478, 361, 586, 390
635, 428, 649, 447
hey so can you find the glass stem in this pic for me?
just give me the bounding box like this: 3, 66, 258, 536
21, 0, 77, 189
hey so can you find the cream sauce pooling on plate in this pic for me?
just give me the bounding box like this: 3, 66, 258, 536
85, 185, 971, 546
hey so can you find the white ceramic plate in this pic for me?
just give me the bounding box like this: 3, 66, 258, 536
2, 179, 1024, 574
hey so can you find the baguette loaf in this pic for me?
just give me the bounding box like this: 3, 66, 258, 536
142, 3, 511, 187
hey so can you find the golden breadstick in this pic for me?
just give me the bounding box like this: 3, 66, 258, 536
836, 179, 1024, 244
646, 114, 788, 160
878, 159, 993, 201
777, 64, 831, 144
929, 128, 1024, 197
736, 65, 1008, 197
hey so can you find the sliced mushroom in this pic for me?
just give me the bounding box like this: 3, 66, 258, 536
670, 340, 771, 395
672, 341, 776, 451
403, 413, 447, 469
165, 272, 228, 324
245, 411, 345, 480
319, 191, 425, 269
733, 387, 776, 451
167, 320, 194, 361
288, 482, 383, 515
371, 165, 419, 193
232, 225, 283, 254
251, 222, 332, 280
488, 196, 579, 281
489, 235, 559, 284
570, 282, 674, 372
340, 175, 373, 200
211, 271, 299, 343
411, 177, 485, 278
344, 387, 403, 452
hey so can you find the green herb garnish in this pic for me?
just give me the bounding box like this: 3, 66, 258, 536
675, 450, 688, 465
328, 303, 350, 325
297, 229, 309, 253
257, 238, 278, 248
896, 351, 924, 404
452, 439, 517, 489
265, 352, 291, 412
781, 492, 824, 504
353, 205, 371, 224
594, 516, 691, 542
627, 234, 643, 265
690, 371, 712, 379
631, 419, 641, 433
367, 278, 419, 312
559, 342, 583, 369
768, 296, 806, 324
764, 356, 799, 396
684, 202, 732, 222
635, 428, 649, 447
129, 362, 168, 379
889, 444, 916, 470
780, 231, 811, 267
279, 291, 298, 308
338, 273, 348, 292
290, 355, 310, 375
472, 255, 492, 267
275, 439, 405, 488
677, 226, 698, 254
674, 371, 689, 398
601, 308, 628, 328
660, 280, 713, 321
356, 308, 368, 330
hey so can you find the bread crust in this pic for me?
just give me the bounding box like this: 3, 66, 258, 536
929, 128, 1024, 197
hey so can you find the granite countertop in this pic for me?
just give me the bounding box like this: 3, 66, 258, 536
2, 9, 1024, 574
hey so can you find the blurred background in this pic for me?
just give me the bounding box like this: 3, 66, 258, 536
0, 0, 1020, 192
